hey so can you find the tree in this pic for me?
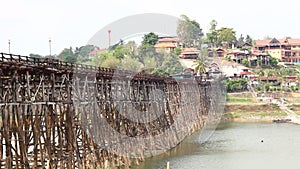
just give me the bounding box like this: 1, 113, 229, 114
269, 57, 278, 67
29, 53, 43, 58
142, 56, 157, 73
160, 53, 184, 75
225, 78, 248, 92
150, 53, 184, 76
58, 47, 75, 62
92, 51, 112, 67
124, 40, 138, 56
100, 56, 120, 68
237, 34, 245, 48
138, 44, 164, 66
112, 45, 126, 60
242, 58, 249, 67
245, 35, 253, 45
172, 47, 182, 56
76, 45, 97, 63
193, 54, 207, 77
216, 27, 236, 48
177, 14, 203, 48
120, 55, 142, 72
206, 19, 218, 47
141, 32, 159, 46
64, 55, 77, 63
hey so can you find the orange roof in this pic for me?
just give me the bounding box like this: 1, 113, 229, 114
287, 39, 300, 45
259, 76, 278, 80
181, 48, 200, 55
256, 38, 300, 46
255, 40, 270, 46
284, 76, 297, 82
240, 71, 253, 75
158, 37, 179, 42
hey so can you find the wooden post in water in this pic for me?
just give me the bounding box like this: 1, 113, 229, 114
167, 161, 170, 169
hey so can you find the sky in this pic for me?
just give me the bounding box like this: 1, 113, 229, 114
1, 0, 300, 56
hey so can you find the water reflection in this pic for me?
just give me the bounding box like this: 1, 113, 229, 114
132, 122, 300, 169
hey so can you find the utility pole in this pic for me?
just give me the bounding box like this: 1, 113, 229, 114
49, 38, 52, 57
8, 39, 11, 54
108, 30, 111, 48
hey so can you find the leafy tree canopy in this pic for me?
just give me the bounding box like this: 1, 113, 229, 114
141, 32, 159, 46
177, 14, 203, 48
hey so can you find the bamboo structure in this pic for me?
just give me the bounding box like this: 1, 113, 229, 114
0, 53, 225, 169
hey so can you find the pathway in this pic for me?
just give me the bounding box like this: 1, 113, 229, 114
277, 102, 300, 124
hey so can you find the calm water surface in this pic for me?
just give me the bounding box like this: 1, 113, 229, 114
132, 122, 300, 169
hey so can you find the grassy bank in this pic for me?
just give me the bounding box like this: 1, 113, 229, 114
223, 92, 288, 122
222, 103, 287, 122
288, 103, 300, 115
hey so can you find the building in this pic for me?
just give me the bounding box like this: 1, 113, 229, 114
179, 48, 200, 59
255, 38, 300, 62
251, 52, 270, 66
208, 48, 226, 57
154, 37, 179, 53
283, 76, 298, 87
226, 50, 249, 63
89, 48, 106, 59
239, 68, 253, 78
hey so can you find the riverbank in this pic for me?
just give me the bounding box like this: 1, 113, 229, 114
222, 92, 300, 124
221, 103, 288, 123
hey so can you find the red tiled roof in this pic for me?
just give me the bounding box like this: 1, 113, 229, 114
90, 49, 106, 55
240, 71, 253, 75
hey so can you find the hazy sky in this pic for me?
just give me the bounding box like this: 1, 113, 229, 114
1, 0, 299, 56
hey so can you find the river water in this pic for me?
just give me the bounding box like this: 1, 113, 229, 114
132, 122, 300, 169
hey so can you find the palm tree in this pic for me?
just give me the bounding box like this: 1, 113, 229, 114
193, 54, 207, 79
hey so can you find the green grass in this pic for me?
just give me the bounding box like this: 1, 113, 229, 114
222, 111, 287, 119
226, 96, 254, 103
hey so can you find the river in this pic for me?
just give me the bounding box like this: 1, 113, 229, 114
132, 122, 300, 169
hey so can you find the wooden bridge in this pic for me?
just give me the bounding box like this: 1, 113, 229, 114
0, 53, 224, 169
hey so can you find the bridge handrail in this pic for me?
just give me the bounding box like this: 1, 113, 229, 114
0, 52, 211, 85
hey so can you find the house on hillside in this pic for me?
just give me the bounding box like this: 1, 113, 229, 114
259, 76, 278, 83
226, 50, 249, 63
89, 49, 106, 59
251, 52, 270, 66
282, 76, 297, 87
154, 37, 180, 53
179, 48, 200, 59
239, 68, 253, 78
207, 62, 223, 78
255, 38, 300, 63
